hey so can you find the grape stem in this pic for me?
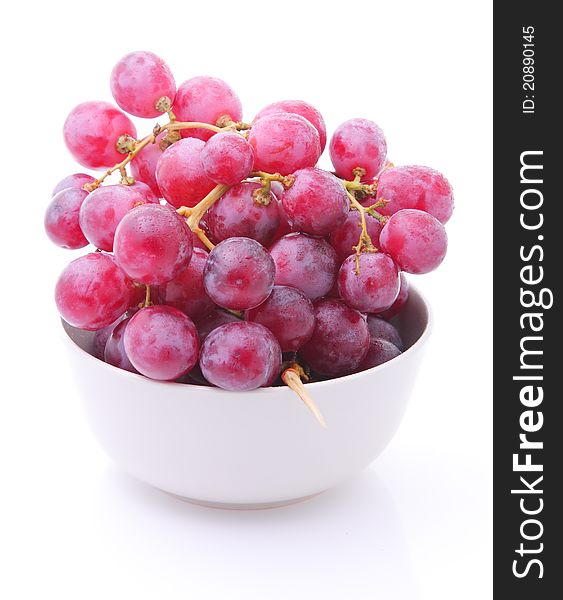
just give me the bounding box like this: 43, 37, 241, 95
144, 285, 152, 307
281, 364, 326, 428
249, 171, 295, 205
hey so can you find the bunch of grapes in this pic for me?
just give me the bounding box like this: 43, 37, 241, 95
46, 51, 454, 426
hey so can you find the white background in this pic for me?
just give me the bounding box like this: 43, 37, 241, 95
0, 1, 492, 598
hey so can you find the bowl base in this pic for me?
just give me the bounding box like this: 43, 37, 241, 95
166, 491, 324, 511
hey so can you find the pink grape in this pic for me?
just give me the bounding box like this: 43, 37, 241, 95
203, 237, 275, 310
52, 173, 95, 196
269, 233, 338, 300
104, 317, 137, 373
63, 101, 137, 169
110, 51, 176, 118
124, 305, 199, 380
205, 182, 280, 246
199, 322, 282, 390
128, 180, 159, 204
299, 298, 370, 376
113, 204, 193, 285
379, 209, 448, 274
269, 181, 285, 199
45, 188, 89, 249
357, 339, 401, 372
329, 210, 382, 263
201, 132, 254, 185
376, 165, 454, 224
248, 113, 321, 175
155, 138, 216, 208
196, 308, 241, 343
158, 248, 215, 321
330, 118, 387, 180
366, 315, 403, 350
130, 132, 166, 196
281, 167, 349, 236
337, 252, 400, 313
246, 285, 315, 352
55, 253, 132, 330
79, 184, 148, 251
254, 100, 327, 151
174, 76, 243, 141
379, 273, 409, 319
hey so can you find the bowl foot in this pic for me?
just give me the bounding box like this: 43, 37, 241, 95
166, 491, 324, 510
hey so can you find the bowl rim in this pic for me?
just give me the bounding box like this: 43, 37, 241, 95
61, 284, 433, 396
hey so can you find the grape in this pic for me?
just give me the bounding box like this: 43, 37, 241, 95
196, 308, 241, 343
254, 100, 327, 151
110, 51, 176, 118
376, 165, 454, 224
52, 173, 95, 196
329, 118, 387, 180
130, 132, 166, 196
123, 306, 199, 380
248, 113, 321, 175
63, 101, 137, 169
329, 210, 382, 263
379, 209, 448, 274
357, 339, 401, 372
199, 322, 282, 390
269, 180, 285, 200
113, 204, 193, 285
79, 184, 148, 251
280, 167, 349, 236
55, 253, 132, 330
246, 285, 315, 352
337, 252, 400, 313
128, 180, 159, 204
174, 76, 243, 141
45, 188, 89, 249
379, 273, 409, 319
299, 298, 369, 376
203, 237, 275, 310
158, 248, 215, 321
155, 138, 216, 208
365, 315, 403, 350
104, 318, 137, 373
269, 233, 338, 300
92, 313, 127, 360
205, 182, 280, 246
201, 132, 254, 185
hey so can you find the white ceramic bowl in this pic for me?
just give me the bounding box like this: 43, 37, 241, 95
62, 286, 431, 509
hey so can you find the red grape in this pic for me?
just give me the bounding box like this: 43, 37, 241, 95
92, 313, 126, 360
104, 317, 137, 373
123, 305, 199, 380
337, 252, 400, 313
196, 308, 241, 342
281, 167, 349, 236
55, 253, 132, 330
246, 285, 315, 352
52, 173, 95, 196
63, 101, 137, 169
357, 339, 401, 372
45, 188, 89, 249
365, 315, 403, 350
158, 248, 215, 321
203, 237, 275, 310
130, 132, 166, 196
269, 233, 338, 300
79, 184, 148, 251
110, 51, 176, 118
201, 132, 254, 185
254, 100, 327, 151
329, 210, 382, 263
376, 165, 454, 224
329, 118, 387, 180
379, 273, 409, 319
248, 113, 321, 175
113, 204, 193, 285
299, 298, 370, 376
128, 180, 159, 204
199, 321, 282, 390
155, 138, 216, 208
205, 182, 280, 246
379, 209, 448, 274
174, 76, 243, 141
